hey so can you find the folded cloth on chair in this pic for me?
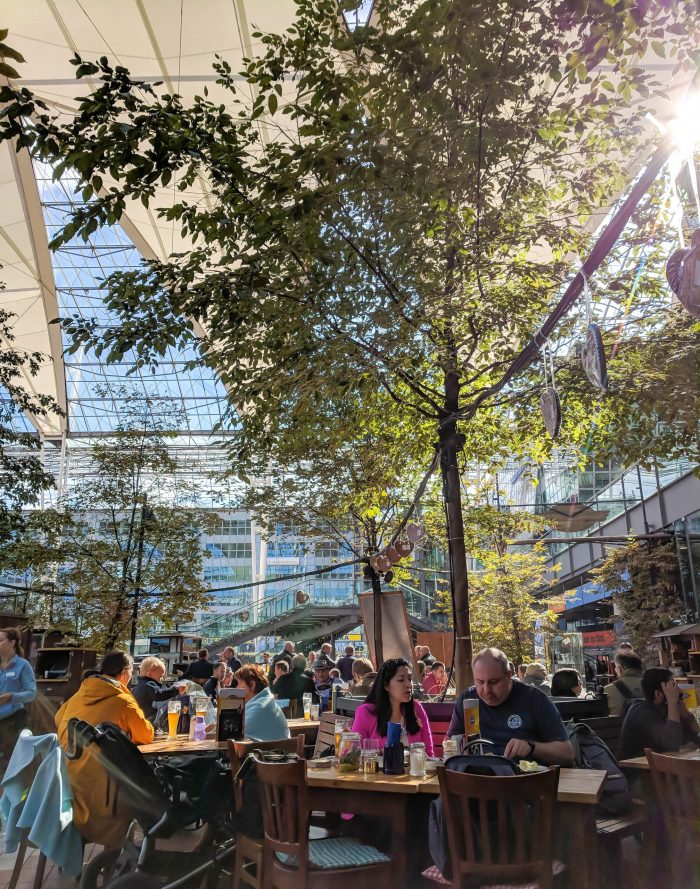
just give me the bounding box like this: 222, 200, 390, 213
276, 837, 390, 869
0, 729, 83, 877
421, 859, 566, 888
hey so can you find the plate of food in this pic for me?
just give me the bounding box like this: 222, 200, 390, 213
518, 760, 548, 773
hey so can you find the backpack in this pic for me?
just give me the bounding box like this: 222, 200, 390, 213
612, 679, 640, 715
566, 722, 632, 816
428, 754, 520, 880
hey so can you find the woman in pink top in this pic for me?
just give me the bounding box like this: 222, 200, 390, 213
352, 657, 434, 756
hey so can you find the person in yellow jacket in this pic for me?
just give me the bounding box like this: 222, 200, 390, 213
55, 650, 154, 847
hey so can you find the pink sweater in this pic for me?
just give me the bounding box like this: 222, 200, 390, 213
351, 701, 435, 757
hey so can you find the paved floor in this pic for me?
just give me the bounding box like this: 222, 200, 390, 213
0, 835, 99, 889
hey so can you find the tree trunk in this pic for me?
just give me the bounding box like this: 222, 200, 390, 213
441, 370, 473, 690
368, 564, 383, 667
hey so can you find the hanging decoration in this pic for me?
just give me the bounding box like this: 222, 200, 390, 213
406, 523, 425, 543
238, 609, 250, 622
296, 590, 310, 605
540, 343, 561, 439
579, 270, 608, 390
370, 553, 392, 573
666, 230, 700, 319
368, 526, 424, 575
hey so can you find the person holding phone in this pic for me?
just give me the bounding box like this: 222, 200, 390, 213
619, 667, 700, 760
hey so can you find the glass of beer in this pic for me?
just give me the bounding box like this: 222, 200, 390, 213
303, 693, 312, 720
168, 700, 181, 739
463, 698, 480, 739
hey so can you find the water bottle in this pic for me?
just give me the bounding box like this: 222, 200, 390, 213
194, 715, 206, 741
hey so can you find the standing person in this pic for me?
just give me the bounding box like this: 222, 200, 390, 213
351, 658, 377, 696
336, 645, 356, 682
0, 627, 37, 777
320, 643, 337, 668
132, 656, 184, 725
605, 653, 644, 716
420, 646, 436, 667
235, 665, 290, 742
178, 648, 214, 683
448, 648, 573, 764
352, 658, 434, 755
619, 668, 700, 760
306, 650, 317, 668
222, 645, 242, 673
55, 651, 154, 846
269, 641, 295, 681
517, 664, 527, 682
203, 661, 226, 701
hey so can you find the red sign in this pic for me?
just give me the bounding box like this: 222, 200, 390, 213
582, 629, 617, 648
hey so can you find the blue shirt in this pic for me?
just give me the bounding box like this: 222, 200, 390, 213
0, 655, 37, 720
447, 681, 567, 756
244, 688, 291, 742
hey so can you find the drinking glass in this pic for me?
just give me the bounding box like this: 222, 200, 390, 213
310, 703, 320, 719
303, 693, 312, 720
335, 718, 351, 755
167, 700, 181, 739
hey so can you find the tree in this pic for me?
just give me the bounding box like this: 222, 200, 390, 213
435, 505, 559, 664
590, 536, 683, 662
0, 304, 61, 544
2, 0, 697, 684
0, 395, 216, 650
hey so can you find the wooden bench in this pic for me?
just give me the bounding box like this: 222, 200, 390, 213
312, 711, 338, 758
575, 715, 624, 759
596, 801, 647, 880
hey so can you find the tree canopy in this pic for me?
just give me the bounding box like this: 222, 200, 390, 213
1, 0, 698, 680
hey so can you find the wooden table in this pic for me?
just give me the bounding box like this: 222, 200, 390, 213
619, 748, 700, 770
306, 765, 605, 889
138, 720, 321, 756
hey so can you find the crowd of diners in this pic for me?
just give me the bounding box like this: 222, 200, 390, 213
1, 628, 699, 854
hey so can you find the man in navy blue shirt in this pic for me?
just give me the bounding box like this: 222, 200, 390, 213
448, 647, 574, 764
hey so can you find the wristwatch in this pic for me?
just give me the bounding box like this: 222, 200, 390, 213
527, 740, 536, 756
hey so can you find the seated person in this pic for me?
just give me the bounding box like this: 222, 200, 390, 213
271, 653, 316, 709
312, 654, 334, 707
203, 661, 226, 701
619, 667, 700, 760
235, 664, 290, 742
522, 663, 552, 695
350, 657, 376, 696
55, 651, 154, 847
132, 656, 184, 724
605, 652, 644, 717
448, 648, 573, 764
423, 661, 447, 695
273, 659, 290, 685
352, 657, 434, 756
550, 668, 582, 698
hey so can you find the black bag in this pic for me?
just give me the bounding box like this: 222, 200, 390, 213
428, 754, 520, 880
566, 722, 632, 816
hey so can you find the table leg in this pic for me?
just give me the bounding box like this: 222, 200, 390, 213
559, 803, 598, 889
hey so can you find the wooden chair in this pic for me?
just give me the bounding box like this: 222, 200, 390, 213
646, 749, 700, 888
437, 764, 561, 889
311, 712, 337, 758
254, 757, 393, 889
228, 737, 304, 889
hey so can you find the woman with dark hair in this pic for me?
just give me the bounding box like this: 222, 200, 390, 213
551, 668, 582, 698
235, 664, 290, 741
0, 627, 37, 776
351, 658, 434, 755
55, 650, 154, 846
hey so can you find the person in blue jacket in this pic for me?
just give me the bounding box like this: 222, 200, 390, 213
235, 664, 290, 742
0, 627, 37, 777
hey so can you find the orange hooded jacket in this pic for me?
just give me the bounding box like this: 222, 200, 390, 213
55, 674, 154, 846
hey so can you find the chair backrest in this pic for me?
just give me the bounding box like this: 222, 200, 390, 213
437, 765, 559, 889
312, 712, 338, 758
646, 750, 700, 856
575, 715, 623, 759
254, 757, 310, 880
228, 735, 304, 806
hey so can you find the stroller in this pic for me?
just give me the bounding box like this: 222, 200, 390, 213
66, 718, 235, 889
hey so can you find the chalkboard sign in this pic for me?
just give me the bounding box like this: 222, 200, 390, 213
216, 696, 245, 742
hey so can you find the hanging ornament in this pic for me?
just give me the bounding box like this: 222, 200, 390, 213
238, 610, 250, 623
395, 539, 414, 558
666, 230, 700, 319
581, 323, 608, 390
385, 545, 400, 565
540, 343, 561, 439
384, 570, 394, 584
370, 553, 392, 573
406, 523, 426, 543
296, 590, 310, 605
